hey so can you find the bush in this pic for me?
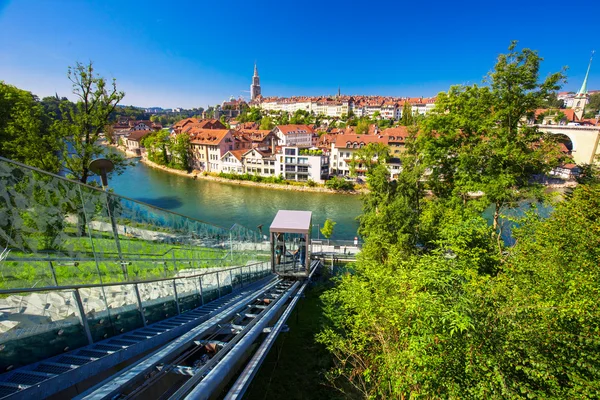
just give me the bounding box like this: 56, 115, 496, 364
325, 176, 354, 191
307, 179, 317, 187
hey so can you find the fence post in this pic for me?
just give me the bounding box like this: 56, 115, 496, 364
199, 276, 204, 306
229, 269, 234, 292
216, 272, 221, 298
133, 283, 146, 327
74, 289, 94, 345
48, 261, 59, 286
172, 252, 178, 273
173, 280, 181, 315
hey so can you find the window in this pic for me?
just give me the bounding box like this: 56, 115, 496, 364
285, 148, 296, 155
285, 157, 295, 164
297, 166, 308, 173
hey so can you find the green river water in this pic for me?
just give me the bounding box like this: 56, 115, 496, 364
106, 155, 555, 243
108, 158, 364, 239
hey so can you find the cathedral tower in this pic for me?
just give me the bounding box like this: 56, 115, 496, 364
573, 52, 594, 120
250, 63, 261, 100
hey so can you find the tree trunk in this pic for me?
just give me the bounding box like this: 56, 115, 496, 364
493, 201, 503, 254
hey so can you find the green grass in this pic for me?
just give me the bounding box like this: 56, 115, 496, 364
1, 225, 270, 289
244, 283, 344, 400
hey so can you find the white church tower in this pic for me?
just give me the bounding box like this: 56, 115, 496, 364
573, 52, 594, 121
250, 63, 261, 100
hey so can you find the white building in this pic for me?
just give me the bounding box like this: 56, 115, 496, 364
330, 134, 390, 177
275, 147, 329, 183
243, 148, 277, 177
273, 125, 314, 147
219, 150, 245, 174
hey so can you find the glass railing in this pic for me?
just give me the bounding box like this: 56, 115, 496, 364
0, 262, 273, 371
0, 157, 270, 290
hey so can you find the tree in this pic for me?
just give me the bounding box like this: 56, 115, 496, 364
317, 44, 596, 399
55, 62, 127, 184
417, 41, 565, 252
320, 219, 336, 244
348, 142, 390, 177
104, 124, 115, 144
401, 101, 413, 126
542, 91, 565, 109
169, 133, 190, 170
259, 116, 275, 130
0, 82, 62, 172
584, 92, 600, 118
354, 119, 370, 135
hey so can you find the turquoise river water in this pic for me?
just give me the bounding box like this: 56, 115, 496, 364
107, 158, 363, 239
105, 156, 555, 242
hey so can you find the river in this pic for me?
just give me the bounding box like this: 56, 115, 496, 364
107, 158, 363, 239
105, 154, 556, 242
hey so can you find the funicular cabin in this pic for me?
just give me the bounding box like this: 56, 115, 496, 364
269, 210, 311, 278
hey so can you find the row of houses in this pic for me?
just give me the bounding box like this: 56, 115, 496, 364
118, 118, 413, 182
251, 95, 437, 119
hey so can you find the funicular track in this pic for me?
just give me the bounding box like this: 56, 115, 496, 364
76, 260, 320, 400
0, 273, 276, 400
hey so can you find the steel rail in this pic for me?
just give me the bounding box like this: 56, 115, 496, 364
77, 277, 282, 400
224, 260, 320, 400
181, 281, 301, 400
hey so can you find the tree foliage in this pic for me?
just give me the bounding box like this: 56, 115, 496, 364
0, 82, 62, 172
318, 43, 597, 399
320, 219, 336, 240
401, 101, 414, 126
55, 62, 127, 183
416, 41, 566, 251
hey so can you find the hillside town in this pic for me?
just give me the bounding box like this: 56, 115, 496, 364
110, 60, 599, 186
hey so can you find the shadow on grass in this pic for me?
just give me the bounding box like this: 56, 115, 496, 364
244, 282, 346, 400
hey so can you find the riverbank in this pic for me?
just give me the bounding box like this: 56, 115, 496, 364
138, 156, 367, 195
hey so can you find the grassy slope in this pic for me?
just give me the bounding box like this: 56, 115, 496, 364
244, 283, 344, 400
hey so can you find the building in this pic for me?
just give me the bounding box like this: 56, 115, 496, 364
573, 54, 594, 120
250, 64, 261, 101
272, 125, 314, 147
125, 130, 152, 155
330, 134, 390, 177
219, 150, 246, 174
243, 148, 277, 177
381, 126, 409, 156
189, 129, 235, 172
275, 147, 330, 183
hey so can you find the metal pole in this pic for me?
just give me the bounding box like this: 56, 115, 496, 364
199, 276, 204, 306
216, 272, 221, 297
229, 269, 234, 293
48, 261, 59, 286
172, 251, 178, 273
173, 280, 181, 315
74, 289, 94, 345
134, 283, 147, 327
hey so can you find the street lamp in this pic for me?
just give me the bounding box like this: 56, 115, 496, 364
89, 158, 128, 280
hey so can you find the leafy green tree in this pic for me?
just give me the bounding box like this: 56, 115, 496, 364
348, 142, 389, 177
320, 219, 336, 244
55, 62, 127, 184
417, 41, 565, 251
259, 116, 275, 130
354, 119, 370, 135
542, 91, 565, 108
584, 92, 600, 118
169, 133, 190, 170
0, 82, 62, 172
401, 101, 413, 126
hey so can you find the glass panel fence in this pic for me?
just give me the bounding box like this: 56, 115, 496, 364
0, 289, 85, 371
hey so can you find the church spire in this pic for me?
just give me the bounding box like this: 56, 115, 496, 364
577, 51, 594, 96
254, 62, 258, 77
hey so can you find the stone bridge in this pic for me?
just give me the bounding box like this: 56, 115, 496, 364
536, 124, 600, 165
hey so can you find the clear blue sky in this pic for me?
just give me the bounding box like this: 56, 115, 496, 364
0, 0, 597, 108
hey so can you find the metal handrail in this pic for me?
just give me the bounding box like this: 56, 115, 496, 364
0, 261, 271, 295
0, 156, 260, 236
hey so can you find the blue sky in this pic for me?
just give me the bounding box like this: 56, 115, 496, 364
0, 0, 597, 108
